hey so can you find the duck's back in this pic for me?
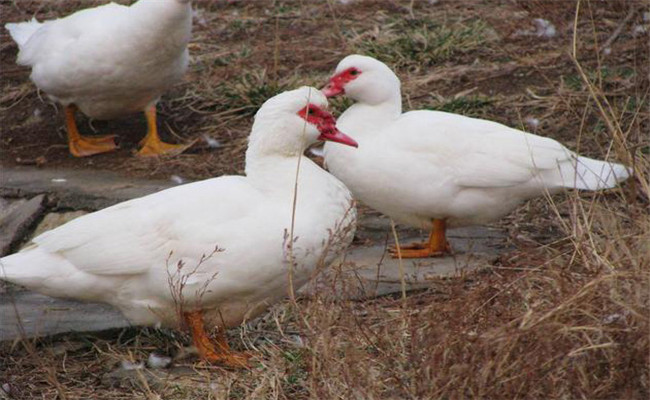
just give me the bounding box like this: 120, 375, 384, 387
11, 3, 129, 70
326, 108, 628, 228
6, 1, 191, 118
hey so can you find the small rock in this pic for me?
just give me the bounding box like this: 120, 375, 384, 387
1, 383, 10, 395
632, 25, 647, 37
533, 18, 556, 38
147, 353, 172, 369
203, 135, 221, 148
602, 311, 628, 325
524, 117, 540, 130
515, 18, 557, 39
170, 175, 185, 184
121, 360, 145, 370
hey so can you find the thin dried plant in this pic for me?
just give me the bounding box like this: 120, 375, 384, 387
165, 246, 223, 324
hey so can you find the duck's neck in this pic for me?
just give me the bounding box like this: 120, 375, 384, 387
341, 94, 402, 129
350, 97, 401, 116
245, 152, 320, 193
378, 91, 403, 116
245, 121, 306, 181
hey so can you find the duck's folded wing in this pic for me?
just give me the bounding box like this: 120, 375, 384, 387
32, 177, 258, 276
401, 111, 575, 189
452, 129, 575, 188
15, 3, 128, 67
32, 204, 168, 275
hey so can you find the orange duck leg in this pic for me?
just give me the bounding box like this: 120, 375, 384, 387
389, 219, 452, 258
183, 310, 250, 368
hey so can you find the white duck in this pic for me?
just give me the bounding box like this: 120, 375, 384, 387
322, 55, 630, 258
5, 0, 193, 157
0, 87, 358, 367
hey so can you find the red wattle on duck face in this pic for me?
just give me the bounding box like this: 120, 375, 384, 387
297, 104, 358, 148
321, 67, 361, 98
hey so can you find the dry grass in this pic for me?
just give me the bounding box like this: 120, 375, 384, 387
0, 0, 648, 399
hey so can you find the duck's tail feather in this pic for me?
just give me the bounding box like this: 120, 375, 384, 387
0, 246, 79, 297
555, 155, 631, 191
5, 18, 42, 49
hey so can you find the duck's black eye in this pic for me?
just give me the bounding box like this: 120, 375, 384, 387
308, 107, 318, 115
350, 69, 359, 76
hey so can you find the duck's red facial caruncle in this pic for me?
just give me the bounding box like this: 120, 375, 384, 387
322, 67, 361, 97
298, 104, 358, 148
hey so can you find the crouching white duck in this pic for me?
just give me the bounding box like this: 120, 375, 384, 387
5, 0, 193, 157
322, 54, 630, 258
0, 87, 358, 367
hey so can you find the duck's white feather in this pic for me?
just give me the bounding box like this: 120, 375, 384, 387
394, 111, 627, 190
4, 0, 191, 119
1, 87, 356, 328
30, 177, 254, 276
5, 18, 43, 48
324, 55, 629, 229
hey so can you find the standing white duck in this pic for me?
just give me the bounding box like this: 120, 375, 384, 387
0, 87, 358, 367
5, 0, 193, 157
322, 55, 630, 258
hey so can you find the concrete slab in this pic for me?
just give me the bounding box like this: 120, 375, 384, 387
0, 167, 508, 341
0, 195, 46, 256
302, 226, 503, 299
0, 224, 506, 341
0, 166, 179, 210
0, 289, 130, 342
28, 211, 88, 241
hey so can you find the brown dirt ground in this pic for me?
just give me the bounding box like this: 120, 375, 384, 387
1, 0, 646, 180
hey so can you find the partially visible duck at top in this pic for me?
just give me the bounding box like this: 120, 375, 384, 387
5, 0, 193, 157
0, 86, 358, 367
322, 54, 631, 258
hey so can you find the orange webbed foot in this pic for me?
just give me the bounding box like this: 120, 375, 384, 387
64, 105, 118, 157
388, 245, 449, 258
184, 310, 251, 369
389, 241, 426, 251
69, 134, 118, 157
137, 105, 195, 157
200, 348, 251, 369
137, 140, 193, 157
389, 219, 452, 259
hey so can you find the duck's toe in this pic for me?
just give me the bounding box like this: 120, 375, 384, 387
69, 134, 118, 157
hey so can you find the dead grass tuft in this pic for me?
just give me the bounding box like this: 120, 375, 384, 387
352, 17, 498, 70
